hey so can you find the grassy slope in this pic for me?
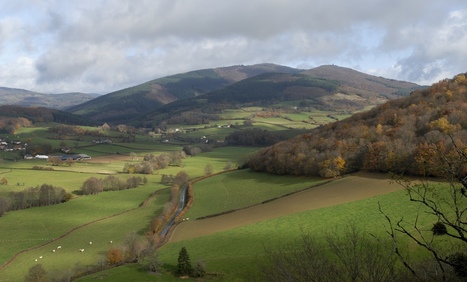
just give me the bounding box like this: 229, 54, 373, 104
158, 188, 434, 281
185, 170, 323, 219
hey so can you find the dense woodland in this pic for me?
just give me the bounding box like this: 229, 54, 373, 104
248, 73, 467, 178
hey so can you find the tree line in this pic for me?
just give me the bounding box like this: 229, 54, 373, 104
0, 184, 70, 216
123, 151, 187, 174
248, 73, 467, 178
80, 175, 147, 195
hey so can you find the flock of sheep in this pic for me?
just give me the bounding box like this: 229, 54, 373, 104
34, 241, 113, 261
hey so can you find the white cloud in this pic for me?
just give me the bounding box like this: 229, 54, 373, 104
0, 0, 466, 93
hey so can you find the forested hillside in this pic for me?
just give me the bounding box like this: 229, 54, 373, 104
0, 105, 97, 134
248, 73, 467, 178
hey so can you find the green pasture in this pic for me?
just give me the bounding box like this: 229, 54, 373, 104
0, 169, 102, 195
185, 170, 323, 219
247, 121, 288, 131
0, 184, 170, 280
157, 188, 439, 281
218, 110, 252, 120
75, 264, 182, 282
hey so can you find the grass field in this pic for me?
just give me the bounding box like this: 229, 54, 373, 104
73, 172, 443, 282
0, 117, 445, 281
184, 169, 324, 219
158, 175, 435, 281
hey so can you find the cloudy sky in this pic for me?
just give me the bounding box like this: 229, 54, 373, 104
1, 0, 466, 94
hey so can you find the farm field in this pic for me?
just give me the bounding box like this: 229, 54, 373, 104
79, 172, 437, 281
0, 113, 442, 281
169, 171, 403, 242
158, 174, 434, 280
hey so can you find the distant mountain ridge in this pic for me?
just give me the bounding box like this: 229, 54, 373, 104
67, 64, 422, 124
137, 67, 423, 127
0, 87, 100, 110
67, 64, 302, 123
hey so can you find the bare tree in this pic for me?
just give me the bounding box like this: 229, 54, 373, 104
261, 224, 398, 282
381, 135, 467, 281
25, 264, 47, 282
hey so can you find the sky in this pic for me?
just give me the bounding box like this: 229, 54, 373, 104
1, 0, 466, 94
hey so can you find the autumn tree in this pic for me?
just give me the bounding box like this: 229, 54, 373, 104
107, 247, 123, 265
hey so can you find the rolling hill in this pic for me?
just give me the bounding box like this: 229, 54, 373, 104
0, 87, 99, 109
67, 64, 422, 125
67, 64, 301, 123
247, 72, 467, 178
134, 65, 423, 126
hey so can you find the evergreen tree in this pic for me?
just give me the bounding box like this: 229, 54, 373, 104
177, 246, 193, 277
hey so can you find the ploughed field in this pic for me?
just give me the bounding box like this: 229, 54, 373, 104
169, 171, 403, 242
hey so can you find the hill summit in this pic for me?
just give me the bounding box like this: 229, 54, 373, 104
67, 64, 421, 124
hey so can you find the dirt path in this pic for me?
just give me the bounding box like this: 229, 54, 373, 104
168, 172, 403, 242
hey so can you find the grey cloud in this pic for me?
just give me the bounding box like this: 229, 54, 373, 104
1, 0, 465, 93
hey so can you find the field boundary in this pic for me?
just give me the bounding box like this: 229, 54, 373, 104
0, 187, 163, 270
195, 178, 335, 220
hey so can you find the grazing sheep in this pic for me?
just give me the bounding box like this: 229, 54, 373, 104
57, 246, 61, 249
89, 241, 92, 245
79, 249, 84, 252
52, 250, 55, 253
109, 240, 113, 244
35, 259, 37, 262
39, 256, 43, 259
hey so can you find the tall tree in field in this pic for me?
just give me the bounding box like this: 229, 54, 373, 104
204, 164, 214, 175
177, 247, 193, 277
25, 264, 47, 282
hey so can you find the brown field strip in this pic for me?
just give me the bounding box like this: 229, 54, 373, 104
168, 172, 403, 242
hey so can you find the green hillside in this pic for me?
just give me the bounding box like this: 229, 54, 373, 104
67, 64, 300, 123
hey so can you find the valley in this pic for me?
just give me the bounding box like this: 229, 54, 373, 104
0, 66, 465, 281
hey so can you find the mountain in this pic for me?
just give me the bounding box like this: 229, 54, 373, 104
134, 65, 422, 126
303, 65, 420, 98
68, 64, 421, 125
0, 87, 100, 109
247, 72, 467, 178
67, 64, 301, 123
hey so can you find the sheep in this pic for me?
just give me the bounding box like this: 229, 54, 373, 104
35, 259, 37, 262
52, 249, 55, 253
39, 256, 43, 259
57, 246, 61, 249
109, 240, 113, 244
79, 249, 84, 252
89, 241, 92, 245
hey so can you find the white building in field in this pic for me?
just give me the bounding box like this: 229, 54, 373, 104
34, 155, 49, 160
